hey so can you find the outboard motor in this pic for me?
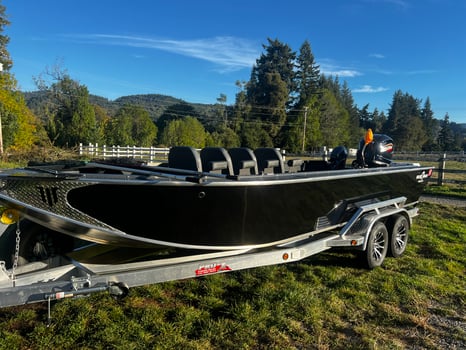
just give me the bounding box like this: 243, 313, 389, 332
328, 146, 348, 169
354, 129, 394, 168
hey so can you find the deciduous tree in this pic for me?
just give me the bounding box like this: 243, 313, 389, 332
159, 116, 206, 148
34, 67, 97, 147
0, 4, 43, 155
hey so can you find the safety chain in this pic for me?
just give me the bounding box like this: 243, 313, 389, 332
11, 222, 21, 284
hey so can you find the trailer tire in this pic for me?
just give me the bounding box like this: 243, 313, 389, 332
364, 221, 388, 269
388, 215, 409, 258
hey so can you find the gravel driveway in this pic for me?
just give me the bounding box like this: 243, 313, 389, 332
419, 194, 466, 207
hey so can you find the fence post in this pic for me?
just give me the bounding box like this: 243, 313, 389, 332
437, 153, 446, 186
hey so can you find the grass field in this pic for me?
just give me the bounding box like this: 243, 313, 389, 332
421, 159, 466, 199
0, 200, 464, 349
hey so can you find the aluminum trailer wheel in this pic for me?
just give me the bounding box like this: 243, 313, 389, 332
388, 215, 409, 258
365, 221, 388, 269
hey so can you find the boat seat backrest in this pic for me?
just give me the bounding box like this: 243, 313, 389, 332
286, 159, 304, 173
228, 147, 259, 175
200, 147, 234, 175
168, 146, 203, 172
254, 148, 285, 174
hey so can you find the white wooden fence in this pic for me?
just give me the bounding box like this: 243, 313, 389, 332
79, 143, 170, 163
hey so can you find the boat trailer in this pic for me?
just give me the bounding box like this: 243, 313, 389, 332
0, 196, 417, 310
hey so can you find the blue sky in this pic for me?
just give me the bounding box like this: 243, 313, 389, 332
4, 0, 466, 124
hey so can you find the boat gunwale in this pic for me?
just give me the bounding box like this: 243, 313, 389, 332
0, 162, 434, 187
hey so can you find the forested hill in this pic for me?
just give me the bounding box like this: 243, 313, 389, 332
23, 91, 216, 121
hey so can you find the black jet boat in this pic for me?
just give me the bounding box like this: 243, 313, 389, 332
0, 131, 432, 251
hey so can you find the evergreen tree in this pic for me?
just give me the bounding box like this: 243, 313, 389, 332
358, 105, 386, 135
295, 39, 320, 108
247, 38, 296, 107
437, 113, 455, 151
359, 104, 371, 129
420, 97, 439, 150
241, 120, 273, 148
319, 75, 341, 99
231, 80, 251, 138
340, 80, 361, 145
0, 2, 12, 71
449, 122, 466, 151
371, 108, 387, 134
383, 90, 426, 151
319, 89, 350, 147
286, 94, 322, 153
231, 80, 272, 148
245, 38, 294, 146
263, 72, 288, 141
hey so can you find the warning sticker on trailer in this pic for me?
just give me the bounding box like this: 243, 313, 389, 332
195, 263, 232, 276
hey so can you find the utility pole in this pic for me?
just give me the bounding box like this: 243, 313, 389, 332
301, 107, 308, 153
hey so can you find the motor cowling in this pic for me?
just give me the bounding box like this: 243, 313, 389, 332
328, 146, 348, 169
356, 133, 394, 167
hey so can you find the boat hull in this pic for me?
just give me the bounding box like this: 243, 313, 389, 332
0, 164, 432, 250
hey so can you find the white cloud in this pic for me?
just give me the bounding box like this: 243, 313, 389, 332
320, 62, 362, 77
369, 53, 385, 59
352, 85, 389, 93
67, 34, 259, 72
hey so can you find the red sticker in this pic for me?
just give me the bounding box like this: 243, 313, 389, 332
195, 263, 231, 276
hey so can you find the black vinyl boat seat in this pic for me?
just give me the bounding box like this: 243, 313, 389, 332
254, 147, 285, 174
228, 147, 259, 175
286, 159, 304, 173
200, 147, 234, 175
168, 146, 203, 172
303, 145, 348, 171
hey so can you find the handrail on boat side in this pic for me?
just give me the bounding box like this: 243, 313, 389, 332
87, 161, 234, 182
